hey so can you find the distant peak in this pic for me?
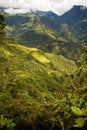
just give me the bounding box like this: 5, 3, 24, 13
80, 5, 87, 10
73, 5, 87, 10
32, 10, 58, 17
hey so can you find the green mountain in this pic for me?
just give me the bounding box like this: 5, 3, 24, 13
59, 5, 87, 25
1, 43, 87, 130
73, 18, 87, 43
0, 5, 87, 60
0, 12, 87, 130
0, 42, 76, 103
5, 12, 79, 59
59, 5, 87, 44
1, 5, 86, 59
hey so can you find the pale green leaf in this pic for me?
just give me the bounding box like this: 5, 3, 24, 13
71, 106, 85, 116
74, 117, 86, 128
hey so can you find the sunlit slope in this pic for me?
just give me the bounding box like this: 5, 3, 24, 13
5, 13, 79, 59
0, 43, 76, 104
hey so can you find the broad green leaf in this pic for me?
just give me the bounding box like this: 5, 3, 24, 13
74, 117, 86, 128
71, 106, 85, 116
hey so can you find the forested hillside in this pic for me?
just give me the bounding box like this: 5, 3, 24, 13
3, 5, 87, 59
0, 9, 87, 130
5, 13, 77, 59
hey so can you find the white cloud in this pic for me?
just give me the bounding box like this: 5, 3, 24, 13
4, 8, 30, 14
0, 0, 87, 15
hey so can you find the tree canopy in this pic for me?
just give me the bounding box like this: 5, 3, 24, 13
0, 13, 6, 43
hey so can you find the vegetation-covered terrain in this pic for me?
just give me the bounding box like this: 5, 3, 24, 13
2, 5, 87, 59
0, 7, 87, 130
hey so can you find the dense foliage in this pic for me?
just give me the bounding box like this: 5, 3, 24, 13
0, 13, 6, 43
0, 13, 87, 130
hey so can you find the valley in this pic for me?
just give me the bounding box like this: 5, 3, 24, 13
4, 5, 87, 59
0, 5, 87, 130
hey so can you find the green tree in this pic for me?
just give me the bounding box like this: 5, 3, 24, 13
71, 46, 87, 129
0, 13, 6, 44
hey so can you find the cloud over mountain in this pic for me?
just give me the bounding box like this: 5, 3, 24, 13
0, 0, 87, 15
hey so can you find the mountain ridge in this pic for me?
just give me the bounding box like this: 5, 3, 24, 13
59, 5, 87, 25
0, 8, 87, 130
1, 5, 87, 59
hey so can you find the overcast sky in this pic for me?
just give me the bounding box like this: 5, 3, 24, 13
0, 0, 87, 15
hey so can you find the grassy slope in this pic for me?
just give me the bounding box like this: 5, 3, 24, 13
5, 13, 80, 59
73, 19, 87, 42
0, 43, 76, 105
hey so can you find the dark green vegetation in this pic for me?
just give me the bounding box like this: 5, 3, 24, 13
59, 5, 87, 45
2, 5, 87, 59
0, 42, 87, 130
0, 8, 87, 130
0, 13, 6, 43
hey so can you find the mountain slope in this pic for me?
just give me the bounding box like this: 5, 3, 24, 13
0, 7, 87, 130
0, 42, 76, 104
5, 12, 80, 59
1, 42, 87, 130
2, 5, 87, 59
59, 5, 87, 44
59, 5, 87, 25
73, 18, 87, 42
